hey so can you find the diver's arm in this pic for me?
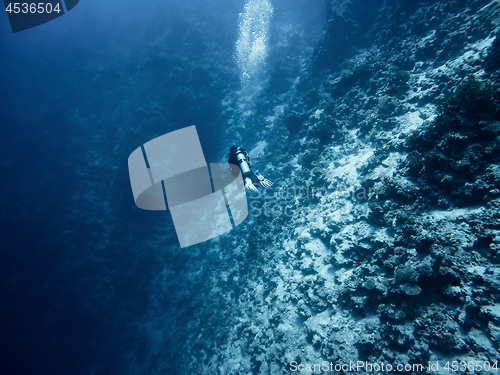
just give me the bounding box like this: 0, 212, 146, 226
244, 177, 258, 191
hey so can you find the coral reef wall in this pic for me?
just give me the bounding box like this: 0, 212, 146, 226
152, 0, 500, 373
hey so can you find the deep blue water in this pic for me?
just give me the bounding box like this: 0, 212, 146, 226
4, 0, 498, 373
0, 0, 325, 373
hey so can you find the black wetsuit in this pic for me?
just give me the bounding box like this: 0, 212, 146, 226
228, 147, 251, 178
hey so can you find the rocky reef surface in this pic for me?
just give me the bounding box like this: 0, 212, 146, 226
150, 1, 500, 373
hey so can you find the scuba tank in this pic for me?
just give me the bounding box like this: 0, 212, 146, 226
235, 150, 252, 177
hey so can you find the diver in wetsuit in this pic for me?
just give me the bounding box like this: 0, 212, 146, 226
228, 146, 274, 191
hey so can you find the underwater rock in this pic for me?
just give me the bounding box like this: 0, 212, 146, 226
162, 0, 500, 372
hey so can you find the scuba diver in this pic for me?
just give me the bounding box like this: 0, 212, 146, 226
228, 146, 274, 192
